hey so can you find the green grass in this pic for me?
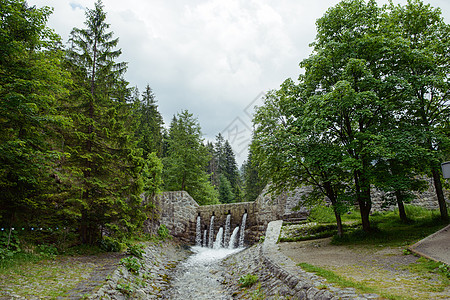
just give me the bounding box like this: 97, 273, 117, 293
297, 263, 407, 300
332, 206, 448, 247
407, 257, 450, 285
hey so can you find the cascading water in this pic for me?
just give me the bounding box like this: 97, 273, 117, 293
223, 214, 231, 248
228, 226, 239, 249
195, 216, 202, 246
202, 230, 207, 248
239, 213, 247, 248
165, 212, 249, 299
197, 213, 247, 250
213, 227, 223, 249
208, 216, 215, 248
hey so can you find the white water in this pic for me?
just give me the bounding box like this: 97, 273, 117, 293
208, 216, 214, 248
213, 227, 223, 249
228, 226, 239, 249
202, 230, 207, 248
239, 213, 247, 248
223, 214, 231, 248
164, 246, 243, 299
195, 216, 202, 246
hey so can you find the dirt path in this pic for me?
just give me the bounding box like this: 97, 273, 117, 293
279, 238, 450, 299
0, 253, 124, 299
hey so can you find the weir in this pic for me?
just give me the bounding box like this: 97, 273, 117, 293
195, 213, 248, 249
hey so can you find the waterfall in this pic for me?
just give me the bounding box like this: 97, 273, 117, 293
213, 227, 224, 249
202, 230, 207, 248
239, 213, 247, 248
208, 216, 215, 248
195, 216, 202, 246
228, 226, 239, 249
224, 214, 231, 248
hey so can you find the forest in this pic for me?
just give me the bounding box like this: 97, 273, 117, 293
1, 0, 449, 253
0, 0, 265, 250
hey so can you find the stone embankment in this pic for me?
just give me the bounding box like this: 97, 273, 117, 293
88, 241, 189, 300
220, 221, 380, 299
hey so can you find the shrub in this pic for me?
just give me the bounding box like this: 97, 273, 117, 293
239, 274, 258, 288
127, 244, 145, 259
36, 244, 58, 259
116, 281, 134, 295
157, 224, 170, 240
121, 256, 141, 274
99, 236, 122, 252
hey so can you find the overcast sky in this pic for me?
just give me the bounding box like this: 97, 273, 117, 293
27, 0, 450, 165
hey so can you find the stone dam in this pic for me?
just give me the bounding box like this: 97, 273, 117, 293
143, 188, 309, 246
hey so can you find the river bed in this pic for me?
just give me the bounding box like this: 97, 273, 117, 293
162, 246, 243, 299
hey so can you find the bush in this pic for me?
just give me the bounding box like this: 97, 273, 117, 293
121, 256, 141, 274
35, 244, 58, 259
99, 236, 123, 252
127, 243, 145, 259
239, 274, 258, 288
157, 225, 170, 240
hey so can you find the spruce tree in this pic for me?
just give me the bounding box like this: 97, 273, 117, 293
163, 110, 218, 205
136, 84, 164, 157
63, 0, 144, 243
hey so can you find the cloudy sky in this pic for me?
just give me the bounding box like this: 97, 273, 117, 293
28, 0, 450, 165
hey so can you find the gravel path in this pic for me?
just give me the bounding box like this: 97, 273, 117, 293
279, 238, 450, 299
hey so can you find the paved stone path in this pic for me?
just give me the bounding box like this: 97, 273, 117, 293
410, 224, 450, 265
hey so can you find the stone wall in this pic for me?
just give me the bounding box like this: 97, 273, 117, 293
371, 177, 450, 211
143, 191, 199, 244
147, 189, 308, 246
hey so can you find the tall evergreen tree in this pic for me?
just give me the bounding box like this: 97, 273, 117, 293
163, 110, 218, 205
135, 84, 164, 157
63, 0, 144, 244
222, 140, 241, 202
0, 0, 70, 227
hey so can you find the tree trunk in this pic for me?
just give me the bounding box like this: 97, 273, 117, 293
354, 171, 371, 232
334, 207, 344, 237
324, 181, 344, 236
431, 167, 448, 222
395, 190, 408, 222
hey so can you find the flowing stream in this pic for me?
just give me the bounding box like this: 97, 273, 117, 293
163, 213, 248, 299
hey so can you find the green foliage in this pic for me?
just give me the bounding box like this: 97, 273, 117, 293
219, 174, 235, 203
62, 0, 145, 244
127, 243, 145, 259
135, 84, 164, 157
239, 274, 258, 288
0, 0, 71, 226
116, 281, 134, 295
143, 152, 163, 199
241, 147, 266, 202
35, 244, 58, 259
99, 237, 123, 252
163, 110, 218, 205
157, 224, 170, 240
121, 256, 141, 274
252, 0, 450, 233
